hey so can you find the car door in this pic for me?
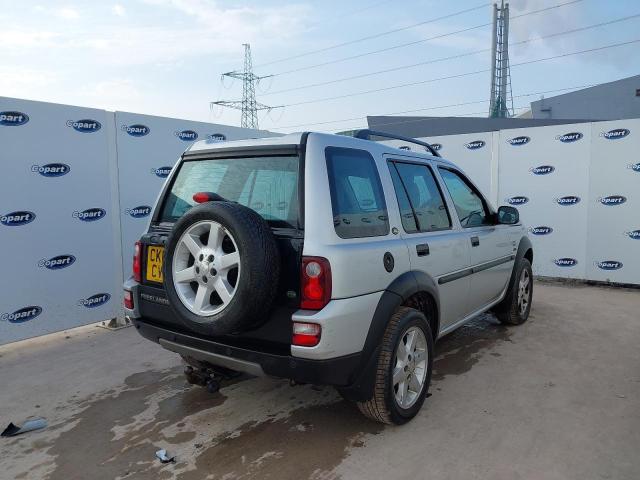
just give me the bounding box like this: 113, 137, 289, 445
437, 167, 514, 312
387, 158, 471, 331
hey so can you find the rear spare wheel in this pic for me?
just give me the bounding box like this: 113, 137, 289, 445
163, 201, 280, 336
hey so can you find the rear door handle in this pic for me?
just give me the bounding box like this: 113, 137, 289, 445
471, 236, 480, 247
416, 243, 430, 256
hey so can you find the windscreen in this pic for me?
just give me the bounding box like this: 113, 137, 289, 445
160, 155, 299, 228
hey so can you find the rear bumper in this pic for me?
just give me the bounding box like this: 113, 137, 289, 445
133, 319, 362, 387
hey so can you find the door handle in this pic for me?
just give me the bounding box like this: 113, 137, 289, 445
416, 243, 430, 256
471, 236, 480, 247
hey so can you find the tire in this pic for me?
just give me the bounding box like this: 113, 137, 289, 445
357, 307, 434, 425
494, 258, 533, 326
163, 201, 280, 336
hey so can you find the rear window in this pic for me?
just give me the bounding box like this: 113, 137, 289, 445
325, 146, 389, 239
160, 156, 299, 227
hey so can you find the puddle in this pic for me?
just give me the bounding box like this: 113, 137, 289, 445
40, 367, 230, 480
175, 400, 382, 480
9, 313, 511, 480
432, 313, 512, 381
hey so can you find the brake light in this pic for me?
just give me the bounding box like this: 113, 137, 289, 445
301, 256, 331, 310
292, 322, 321, 347
133, 241, 142, 282
124, 290, 134, 310
193, 192, 214, 204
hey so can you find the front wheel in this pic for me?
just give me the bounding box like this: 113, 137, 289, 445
495, 258, 533, 325
357, 307, 433, 425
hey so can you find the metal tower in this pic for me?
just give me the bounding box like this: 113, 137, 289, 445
211, 44, 273, 129
489, 1, 514, 118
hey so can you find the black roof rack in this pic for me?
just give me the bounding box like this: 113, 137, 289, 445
350, 129, 441, 157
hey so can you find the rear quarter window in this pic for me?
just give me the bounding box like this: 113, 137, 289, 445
325, 146, 389, 239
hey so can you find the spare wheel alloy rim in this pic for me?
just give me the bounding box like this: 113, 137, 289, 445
393, 326, 428, 409
172, 220, 241, 317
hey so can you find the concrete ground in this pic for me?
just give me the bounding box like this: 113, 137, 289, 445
1, 281, 639, 480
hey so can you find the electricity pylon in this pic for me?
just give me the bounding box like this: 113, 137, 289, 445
489, 1, 514, 118
211, 44, 273, 129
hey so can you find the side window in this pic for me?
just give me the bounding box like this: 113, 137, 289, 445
439, 168, 491, 228
326, 147, 389, 239
392, 162, 451, 232
389, 165, 418, 233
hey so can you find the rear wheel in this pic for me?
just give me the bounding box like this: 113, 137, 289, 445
357, 307, 433, 425
495, 258, 533, 325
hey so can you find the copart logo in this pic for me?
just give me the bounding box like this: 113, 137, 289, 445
175, 130, 198, 141
31, 163, 70, 177
507, 136, 530, 146
555, 196, 580, 206
1, 211, 35, 226
77, 293, 111, 308
554, 258, 578, 267
530, 165, 555, 175
506, 196, 528, 205
0, 111, 29, 126
151, 166, 172, 178
556, 132, 583, 143
627, 163, 640, 173
625, 229, 640, 239
529, 226, 553, 235
207, 133, 226, 142
73, 208, 106, 222
38, 254, 76, 270
596, 260, 623, 270
125, 205, 151, 218
121, 124, 150, 137
599, 195, 626, 206
465, 140, 485, 150
67, 119, 101, 133
1, 306, 42, 323
601, 128, 630, 140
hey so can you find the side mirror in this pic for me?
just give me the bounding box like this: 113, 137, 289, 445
497, 205, 519, 225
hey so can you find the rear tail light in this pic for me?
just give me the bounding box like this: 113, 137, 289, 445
292, 322, 321, 347
124, 290, 134, 310
301, 256, 331, 310
133, 241, 142, 282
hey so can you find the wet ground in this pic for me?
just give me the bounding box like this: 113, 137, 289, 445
1, 281, 639, 480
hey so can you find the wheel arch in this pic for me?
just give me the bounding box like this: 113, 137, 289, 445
338, 270, 440, 402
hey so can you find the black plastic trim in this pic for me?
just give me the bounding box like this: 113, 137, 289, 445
134, 319, 361, 386
438, 268, 474, 285
339, 270, 440, 402
351, 129, 441, 157
472, 255, 515, 274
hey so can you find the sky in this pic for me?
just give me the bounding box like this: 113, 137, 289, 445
1, 0, 639, 133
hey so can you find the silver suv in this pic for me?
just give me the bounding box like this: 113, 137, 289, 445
124, 130, 533, 425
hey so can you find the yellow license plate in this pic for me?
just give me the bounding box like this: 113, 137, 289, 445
146, 246, 164, 283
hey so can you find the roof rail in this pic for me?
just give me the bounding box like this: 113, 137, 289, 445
350, 129, 441, 157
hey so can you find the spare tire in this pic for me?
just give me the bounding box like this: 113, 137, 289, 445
163, 201, 280, 336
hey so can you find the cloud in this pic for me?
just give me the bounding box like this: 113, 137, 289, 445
76, 78, 142, 111
112, 4, 126, 16
2, 0, 310, 68
0, 66, 59, 98
56, 7, 80, 20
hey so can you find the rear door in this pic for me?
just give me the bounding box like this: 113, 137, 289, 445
387, 158, 471, 331
436, 167, 514, 312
